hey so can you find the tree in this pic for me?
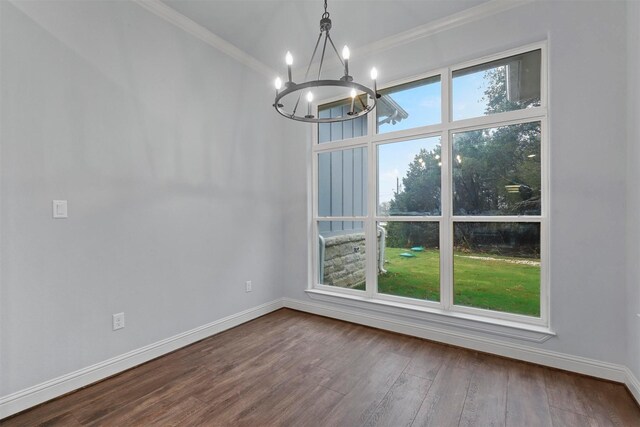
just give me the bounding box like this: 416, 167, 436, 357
389, 147, 441, 216
453, 67, 541, 216
385, 147, 441, 249
385, 221, 439, 249
386, 63, 541, 255
452, 121, 541, 216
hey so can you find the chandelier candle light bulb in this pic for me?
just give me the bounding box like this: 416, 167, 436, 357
285, 51, 293, 84
274, 77, 282, 93
306, 91, 314, 118
370, 67, 378, 95
342, 45, 350, 79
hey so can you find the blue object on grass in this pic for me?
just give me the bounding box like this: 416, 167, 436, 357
411, 246, 425, 251
400, 252, 416, 258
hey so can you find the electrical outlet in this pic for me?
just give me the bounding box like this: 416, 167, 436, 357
112, 312, 125, 330
245, 281, 252, 292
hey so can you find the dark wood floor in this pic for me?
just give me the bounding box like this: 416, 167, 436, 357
3, 309, 640, 426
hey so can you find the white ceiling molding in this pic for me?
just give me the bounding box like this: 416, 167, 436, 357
134, 0, 276, 77
136, 0, 531, 79
357, 0, 533, 57
294, 0, 534, 75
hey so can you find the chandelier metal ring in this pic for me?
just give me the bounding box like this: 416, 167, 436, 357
273, 80, 377, 123
272, 0, 379, 124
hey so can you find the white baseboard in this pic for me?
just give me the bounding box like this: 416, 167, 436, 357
283, 297, 640, 405
625, 367, 640, 405
3, 297, 638, 419
0, 299, 284, 419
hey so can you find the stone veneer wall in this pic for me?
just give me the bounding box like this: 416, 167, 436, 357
322, 230, 381, 288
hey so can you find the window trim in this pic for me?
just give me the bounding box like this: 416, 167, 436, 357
310, 41, 549, 329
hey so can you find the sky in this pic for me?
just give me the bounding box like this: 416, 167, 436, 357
376, 70, 491, 208
378, 137, 440, 206
452, 72, 491, 120
377, 80, 441, 135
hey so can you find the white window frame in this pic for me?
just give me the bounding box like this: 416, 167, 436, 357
310, 42, 549, 328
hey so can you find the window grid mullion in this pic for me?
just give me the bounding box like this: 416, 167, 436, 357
311, 44, 547, 327
540, 116, 550, 326
373, 216, 442, 222
366, 94, 377, 299
441, 67, 453, 311
441, 127, 453, 311
315, 109, 546, 154
451, 216, 543, 222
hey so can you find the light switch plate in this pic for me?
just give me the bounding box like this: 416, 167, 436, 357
52, 200, 68, 218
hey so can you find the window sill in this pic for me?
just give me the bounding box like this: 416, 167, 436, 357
305, 288, 555, 343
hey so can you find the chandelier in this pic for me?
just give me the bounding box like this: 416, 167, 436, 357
272, 0, 379, 123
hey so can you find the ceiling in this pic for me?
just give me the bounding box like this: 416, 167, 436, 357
163, 0, 490, 71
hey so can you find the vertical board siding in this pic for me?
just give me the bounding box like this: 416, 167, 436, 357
318, 147, 366, 233
319, 109, 331, 143
354, 115, 365, 137
330, 106, 343, 142
342, 105, 354, 139
330, 150, 343, 232
353, 148, 364, 218
317, 99, 368, 233
318, 153, 331, 232
343, 149, 354, 230
317, 99, 367, 144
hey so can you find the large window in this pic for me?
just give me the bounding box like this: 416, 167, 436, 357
312, 45, 547, 326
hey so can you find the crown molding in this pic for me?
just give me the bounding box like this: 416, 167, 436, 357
133, 0, 276, 78
356, 0, 534, 59
136, 0, 532, 81
293, 0, 534, 76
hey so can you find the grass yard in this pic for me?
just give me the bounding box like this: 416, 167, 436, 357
378, 248, 540, 317
376, 248, 440, 301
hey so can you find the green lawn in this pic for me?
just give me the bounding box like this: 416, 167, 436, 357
377, 248, 540, 317
376, 248, 440, 301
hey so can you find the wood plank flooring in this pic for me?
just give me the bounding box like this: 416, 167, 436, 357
3, 309, 639, 426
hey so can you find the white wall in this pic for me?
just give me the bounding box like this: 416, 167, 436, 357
627, 0, 640, 383
2, 0, 638, 412
282, 0, 630, 366
0, 0, 284, 397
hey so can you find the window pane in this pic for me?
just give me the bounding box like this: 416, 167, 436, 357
318, 97, 367, 143
318, 147, 367, 217
378, 137, 441, 216
453, 122, 541, 216
377, 222, 440, 302
318, 221, 366, 290
452, 49, 541, 121
453, 222, 540, 317
377, 76, 441, 134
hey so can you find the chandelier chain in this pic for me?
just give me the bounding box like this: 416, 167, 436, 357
317, 34, 329, 80
326, 32, 345, 68
292, 32, 323, 117
305, 32, 324, 82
